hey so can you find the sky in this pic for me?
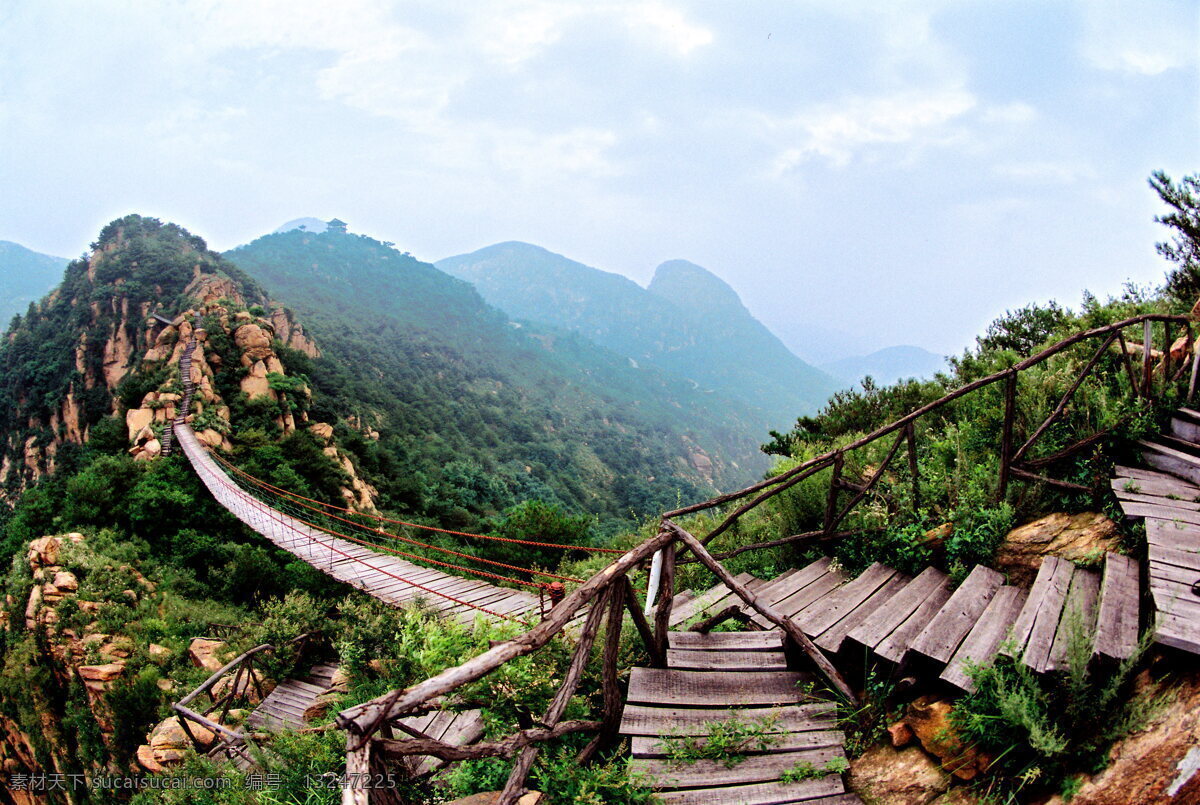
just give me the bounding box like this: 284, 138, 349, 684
1, 1, 1196, 362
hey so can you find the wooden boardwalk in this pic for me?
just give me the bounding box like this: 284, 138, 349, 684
1109, 407, 1200, 654
176, 423, 541, 624
671, 553, 1140, 693
237, 662, 484, 777
621, 631, 859, 804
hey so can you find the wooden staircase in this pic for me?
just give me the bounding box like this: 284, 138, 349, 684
621, 631, 860, 804
1112, 407, 1200, 655
670, 552, 1142, 694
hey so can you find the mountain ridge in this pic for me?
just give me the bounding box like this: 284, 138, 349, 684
437, 241, 840, 433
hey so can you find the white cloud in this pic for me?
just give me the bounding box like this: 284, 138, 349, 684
492, 127, 621, 181
768, 87, 977, 172
1079, 0, 1197, 75
624, 3, 713, 56
992, 161, 1095, 184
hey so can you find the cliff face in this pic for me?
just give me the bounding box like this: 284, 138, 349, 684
0, 215, 372, 509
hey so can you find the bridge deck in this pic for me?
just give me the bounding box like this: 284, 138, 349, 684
176, 423, 540, 625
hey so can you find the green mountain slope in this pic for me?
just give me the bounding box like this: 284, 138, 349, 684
0, 240, 69, 327
436, 242, 840, 432
224, 227, 772, 526
821, 345, 947, 388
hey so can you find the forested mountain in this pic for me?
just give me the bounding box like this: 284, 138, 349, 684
224, 226, 776, 525
437, 242, 840, 433
821, 345, 947, 388
0, 240, 69, 327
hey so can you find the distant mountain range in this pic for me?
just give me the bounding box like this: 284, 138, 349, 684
437, 242, 840, 433
820, 345, 947, 388
0, 241, 69, 326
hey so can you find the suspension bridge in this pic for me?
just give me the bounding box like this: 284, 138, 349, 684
165, 313, 1200, 804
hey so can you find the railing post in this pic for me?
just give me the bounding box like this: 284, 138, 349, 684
652, 541, 676, 664
823, 451, 843, 534
1163, 320, 1173, 386
1190, 332, 1200, 404
905, 422, 920, 512
1143, 319, 1154, 397
998, 370, 1017, 500
343, 731, 372, 805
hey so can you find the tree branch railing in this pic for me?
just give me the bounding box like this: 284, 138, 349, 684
172, 633, 315, 768
661, 313, 1194, 562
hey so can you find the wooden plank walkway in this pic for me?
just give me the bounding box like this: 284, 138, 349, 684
673, 545, 1139, 695
241, 662, 483, 777
176, 423, 541, 625
1111, 413, 1200, 655
620, 631, 859, 804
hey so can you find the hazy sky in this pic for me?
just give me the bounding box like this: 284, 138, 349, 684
2, 1, 1196, 360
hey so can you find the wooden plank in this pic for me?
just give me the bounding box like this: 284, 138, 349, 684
629, 746, 844, 789
651, 776, 846, 805
618, 703, 836, 737
1140, 440, 1200, 486
1046, 568, 1101, 672
848, 567, 950, 651
814, 572, 911, 654
750, 570, 848, 629
908, 565, 1006, 665
1144, 518, 1200, 550
1114, 464, 1185, 482
1115, 489, 1200, 511
1005, 556, 1073, 662
1112, 477, 1200, 503
626, 669, 810, 708
1094, 553, 1141, 662
1148, 543, 1200, 572
1154, 611, 1200, 654
796, 563, 898, 637
750, 558, 834, 611
940, 586, 1028, 692
668, 632, 785, 652
631, 728, 844, 758
671, 572, 759, 627
1120, 502, 1200, 527
873, 573, 954, 664
667, 649, 789, 672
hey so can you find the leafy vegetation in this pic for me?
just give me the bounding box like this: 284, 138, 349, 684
659, 711, 781, 768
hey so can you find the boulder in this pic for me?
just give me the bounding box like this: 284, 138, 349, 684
27, 536, 62, 569
905, 696, 990, 781
920, 523, 953, 552
211, 667, 267, 704
51, 570, 77, 592
136, 743, 166, 773
197, 429, 224, 448
149, 715, 214, 753
142, 438, 162, 457
240, 360, 275, 400
889, 720, 915, 747
310, 422, 334, 442
995, 512, 1119, 585
78, 662, 125, 686
234, 323, 274, 362
187, 637, 227, 673
126, 407, 154, 441
849, 743, 951, 804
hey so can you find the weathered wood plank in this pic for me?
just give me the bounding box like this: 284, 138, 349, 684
749, 570, 848, 629
666, 649, 789, 672
1005, 556, 1073, 663
749, 558, 834, 611
814, 572, 911, 654
908, 565, 1005, 665
651, 776, 847, 805
873, 573, 954, 665
1140, 440, 1200, 486
940, 586, 1028, 691
1094, 554, 1141, 662
631, 728, 844, 759
1120, 501, 1200, 527
629, 746, 844, 789
1114, 464, 1185, 482
667, 632, 785, 652
1046, 568, 1101, 672
797, 564, 898, 637
671, 572, 759, 627
626, 669, 811, 708
1148, 542, 1200, 572
1144, 518, 1200, 550
848, 567, 950, 652
618, 703, 836, 737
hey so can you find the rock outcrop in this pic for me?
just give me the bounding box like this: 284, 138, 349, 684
995, 512, 1119, 585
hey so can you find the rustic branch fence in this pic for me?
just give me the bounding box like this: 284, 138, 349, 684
172, 633, 316, 769
325, 313, 1194, 804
